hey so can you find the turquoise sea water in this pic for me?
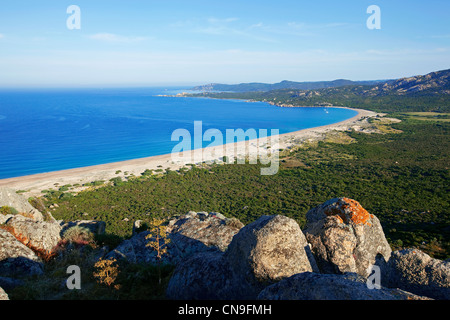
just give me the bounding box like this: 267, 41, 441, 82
0, 88, 357, 179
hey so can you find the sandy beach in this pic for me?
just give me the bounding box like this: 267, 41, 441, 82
0, 107, 379, 197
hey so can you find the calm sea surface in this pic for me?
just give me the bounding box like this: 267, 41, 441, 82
0, 87, 357, 179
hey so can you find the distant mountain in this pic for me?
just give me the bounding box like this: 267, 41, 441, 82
359, 69, 450, 96
187, 69, 450, 113
191, 79, 385, 92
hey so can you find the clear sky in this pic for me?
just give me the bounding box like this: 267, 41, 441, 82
0, 0, 449, 87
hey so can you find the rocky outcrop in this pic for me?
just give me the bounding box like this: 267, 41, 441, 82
258, 272, 430, 300
0, 187, 44, 221
0, 228, 41, 263
304, 198, 391, 276
0, 228, 43, 278
0, 214, 14, 225
166, 215, 317, 300
167, 211, 243, 252
1, 196, 448, 300
106, 212, 243, 265
224, 215, 317, 295
165, 250, 234, 299
378, 249, 450, 300
5, 215, 62, 254
105, 230, 154, 264
376, 69, 450, 95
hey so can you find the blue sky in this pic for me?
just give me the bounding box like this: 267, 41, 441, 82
0, 0, 449, 87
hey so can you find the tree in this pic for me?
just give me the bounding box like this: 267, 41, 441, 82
145, 218, 171, 284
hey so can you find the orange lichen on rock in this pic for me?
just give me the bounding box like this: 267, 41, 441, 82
334, 215, 344, 224
0, 224, 56, 262
324, 198, 372, 226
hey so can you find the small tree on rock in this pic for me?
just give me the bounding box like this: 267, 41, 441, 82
145, 218, 171, 284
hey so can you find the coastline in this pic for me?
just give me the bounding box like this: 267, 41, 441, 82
0, 107, 380, 197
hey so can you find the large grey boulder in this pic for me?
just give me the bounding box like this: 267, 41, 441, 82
304, 198, 391, 276
224, 215, 316, 297
106, 212, 243, 265
5, 215, 62, 253
0, 228, 43, 278
0, 187, 43, 221
378, 249, 450, 300
166, 250, 235, 300
106, 230, 154, 264
168, 212, 243, 252
166, 215, 316, 300
258, 272, 431, 300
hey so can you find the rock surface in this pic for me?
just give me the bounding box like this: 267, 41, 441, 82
167, 211, 243, 252
258, 272, 431, 300
0, 187, 43, 221
378, 249, 450, 300
106, 212, 243, 265
166, 215, 317, 300
304, 198, 391, 276
5, 215, 62, 253
1, 197, 448, 301
0, 228, 44, 278
0, 286, 9, 300
165, 250, 234, 300
0, 214, 14, 225
224, 215, 316, 295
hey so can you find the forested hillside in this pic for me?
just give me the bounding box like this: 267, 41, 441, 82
187, 69, 450, 113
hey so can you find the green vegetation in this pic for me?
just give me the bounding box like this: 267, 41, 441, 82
10, 71, 449, 300
109, 177, 124, 186
43, 116, 449, 259
0, 206, 19, 215
191, 79, 380, 92
400, 112, 450, 122
141, 169, 153, 176
186, 69, 450, 113
62, 226, 95, 245
82, 180, 105, 187
8, 242, 173, 300
190, 88, 450, 113
145, 218, 171, 284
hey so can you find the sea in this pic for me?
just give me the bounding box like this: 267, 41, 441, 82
0, 87, 357, 179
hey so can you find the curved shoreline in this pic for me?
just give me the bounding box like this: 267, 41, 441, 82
0, 107, 380, 197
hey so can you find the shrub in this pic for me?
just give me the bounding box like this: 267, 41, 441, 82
29, 197, 46, 213
141, 169, 153, 176
59, 192, 74, 201
93, 258, 121, 290
63, 226, 95, 246
109, 177, 123, 186
225, 217, 244, 229
0, 206, 19, 215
